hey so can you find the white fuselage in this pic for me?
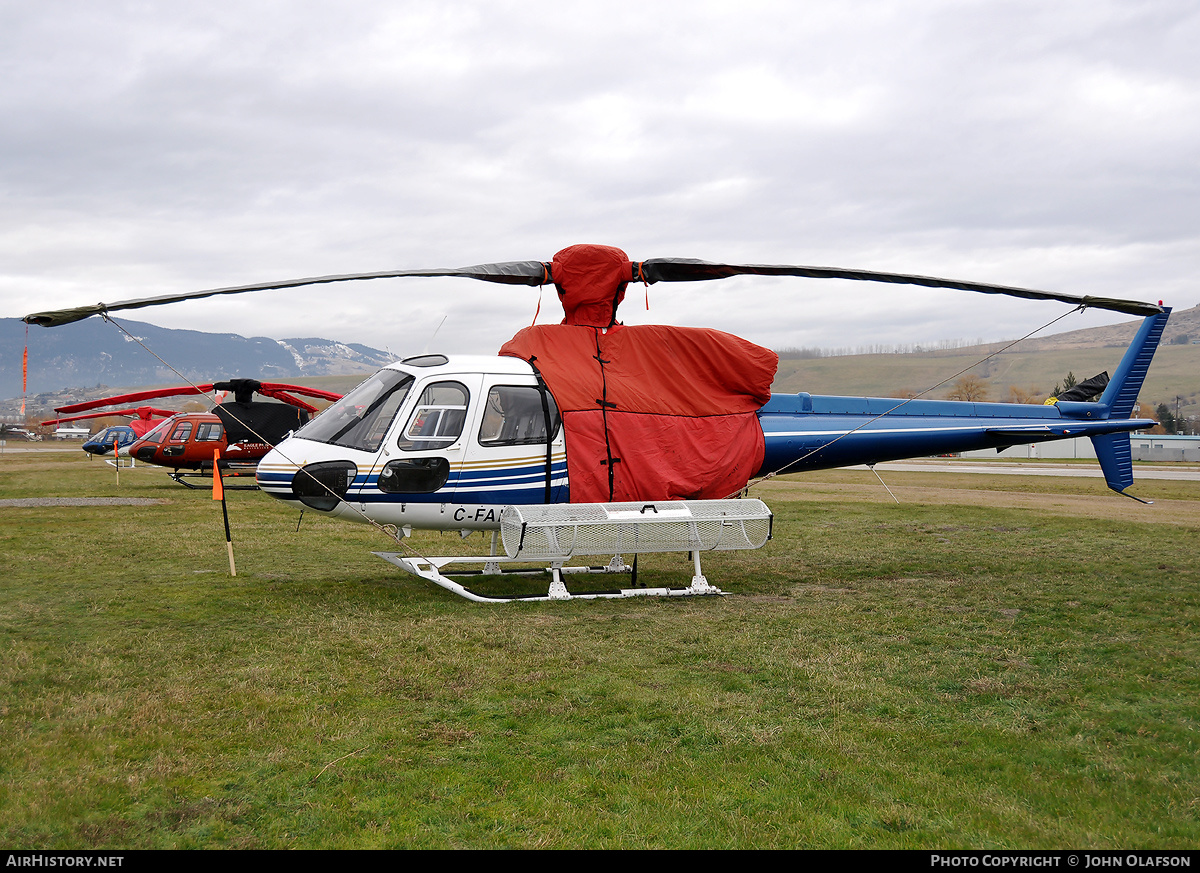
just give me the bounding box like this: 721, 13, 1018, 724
256, 355, 568, 530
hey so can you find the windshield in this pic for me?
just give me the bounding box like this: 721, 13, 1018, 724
138, 417, 175, 446
294, 368, 415, 452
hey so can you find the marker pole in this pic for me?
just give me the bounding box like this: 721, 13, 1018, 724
213, 449, 236, 576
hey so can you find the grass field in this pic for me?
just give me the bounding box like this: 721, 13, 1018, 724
1, 449, 1197, 849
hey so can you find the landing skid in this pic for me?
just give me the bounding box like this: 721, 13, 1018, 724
373, 551, 723, 603
169, 468, 260, 490
375, 498, 771, 602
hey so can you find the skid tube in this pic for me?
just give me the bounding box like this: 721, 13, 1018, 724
169, 468, 260, 490
373, 551, 723, 603
374, 498, 772, 602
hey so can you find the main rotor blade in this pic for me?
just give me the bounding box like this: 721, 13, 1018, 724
23, 254, 1162, 326
635, 259, 1164, 317
49, 381, 343, 418
41, 408, 177, 426
22, 261, 550, 327
254, 382, 344, 402
53, 385, 217, 414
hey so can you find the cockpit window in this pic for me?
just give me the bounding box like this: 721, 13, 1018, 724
478, 386, 560, 446
293, 368, 414, 453
169, 422, 193, 442
398, 381, 469, 452
140, 420, 172, 445
94, 427, 133, 446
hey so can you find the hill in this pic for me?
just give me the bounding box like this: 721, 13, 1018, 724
1007, 302, 1200, 351
0, 317, 394, 400
772, 305, 1200, 423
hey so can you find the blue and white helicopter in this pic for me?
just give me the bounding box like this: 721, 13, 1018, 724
24, 246, 1168, 601
82, 424, 137, 458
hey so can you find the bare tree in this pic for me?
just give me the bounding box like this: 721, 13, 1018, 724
947, 375, 991, 402
1006, 386, 1043, 404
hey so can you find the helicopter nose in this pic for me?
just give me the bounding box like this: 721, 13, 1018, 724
255, 445, 291, 496
256, 444, 357, 511
290, 460, 357, 511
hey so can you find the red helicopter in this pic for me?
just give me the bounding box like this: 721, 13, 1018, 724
48, 379, 343, 487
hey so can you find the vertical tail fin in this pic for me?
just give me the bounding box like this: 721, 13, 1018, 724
1097, 308, 1170, 419
1089, 306, 1170, 495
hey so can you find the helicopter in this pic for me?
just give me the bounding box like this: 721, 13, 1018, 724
45, 380, 343, 486
0, 423, 38, 441
24, 244, 1169, 600
41, 406, 177, 458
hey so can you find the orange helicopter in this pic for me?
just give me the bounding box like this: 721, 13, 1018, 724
50, 379, 343, 487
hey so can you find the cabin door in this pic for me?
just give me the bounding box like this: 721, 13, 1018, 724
373, 375, 480, 507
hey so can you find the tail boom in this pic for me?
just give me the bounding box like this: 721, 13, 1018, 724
758, 309, 1169, 490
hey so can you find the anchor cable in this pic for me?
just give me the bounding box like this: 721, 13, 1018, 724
736, 306, 1082, 496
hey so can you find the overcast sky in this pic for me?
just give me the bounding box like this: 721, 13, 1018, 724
3, 1, 1197, 359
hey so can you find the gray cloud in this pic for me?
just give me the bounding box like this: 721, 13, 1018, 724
4, 0, 1197, 361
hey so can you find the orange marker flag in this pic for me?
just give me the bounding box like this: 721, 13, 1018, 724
212, 449, 224, 500
213, 449, 235, 576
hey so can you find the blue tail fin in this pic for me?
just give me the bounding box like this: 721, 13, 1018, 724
1089, 307, 1170, 493
1097, 308, 1170, 419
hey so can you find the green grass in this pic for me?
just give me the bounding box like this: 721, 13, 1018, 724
1, 449, 1198, 848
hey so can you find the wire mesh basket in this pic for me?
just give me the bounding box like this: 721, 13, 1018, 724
500, 499, 773, 560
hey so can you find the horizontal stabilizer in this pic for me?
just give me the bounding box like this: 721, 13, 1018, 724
985, 426, 1053, 438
